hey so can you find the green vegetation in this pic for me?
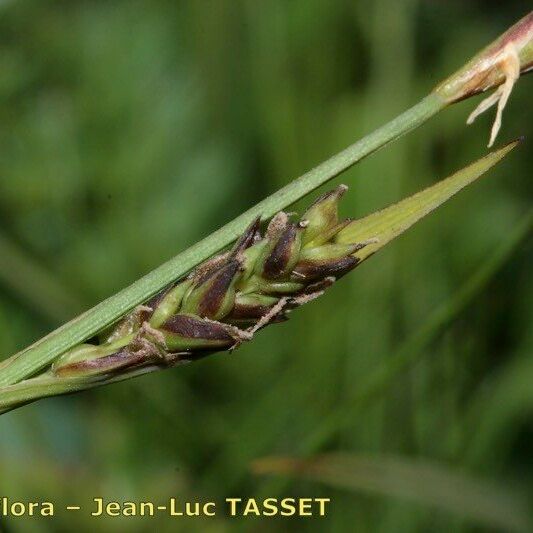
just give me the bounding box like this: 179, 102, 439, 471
0, 2, 530, 532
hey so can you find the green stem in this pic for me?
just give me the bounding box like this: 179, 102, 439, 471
0, 93, 445, 388
1, 11, 531, 393
0, 142, 520, 413
0, 364, 166, 415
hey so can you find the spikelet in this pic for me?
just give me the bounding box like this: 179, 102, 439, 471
51, 186, 374, 377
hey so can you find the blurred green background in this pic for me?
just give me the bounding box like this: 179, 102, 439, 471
0, 1, 531, 532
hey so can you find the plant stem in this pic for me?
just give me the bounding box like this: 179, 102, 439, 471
0, 141, 520, 412
0, 365, 161, 415
0, 93, 445, 388
0, 11, 531, 390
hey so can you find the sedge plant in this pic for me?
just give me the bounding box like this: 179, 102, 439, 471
0, 12, 531, 413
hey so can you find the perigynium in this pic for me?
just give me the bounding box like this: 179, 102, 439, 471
51, 185, 369, 376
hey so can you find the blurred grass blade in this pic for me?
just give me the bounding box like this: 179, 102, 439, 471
0, 232, 83, 323
338, 139, 520, 262
248, 210, 531, 503
464, 350, 533, 468
253, 453, 530, 532
309, 210, 532, 451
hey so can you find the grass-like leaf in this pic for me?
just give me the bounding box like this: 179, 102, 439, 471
252, 453, 530, 532
337, 139, 520, 261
